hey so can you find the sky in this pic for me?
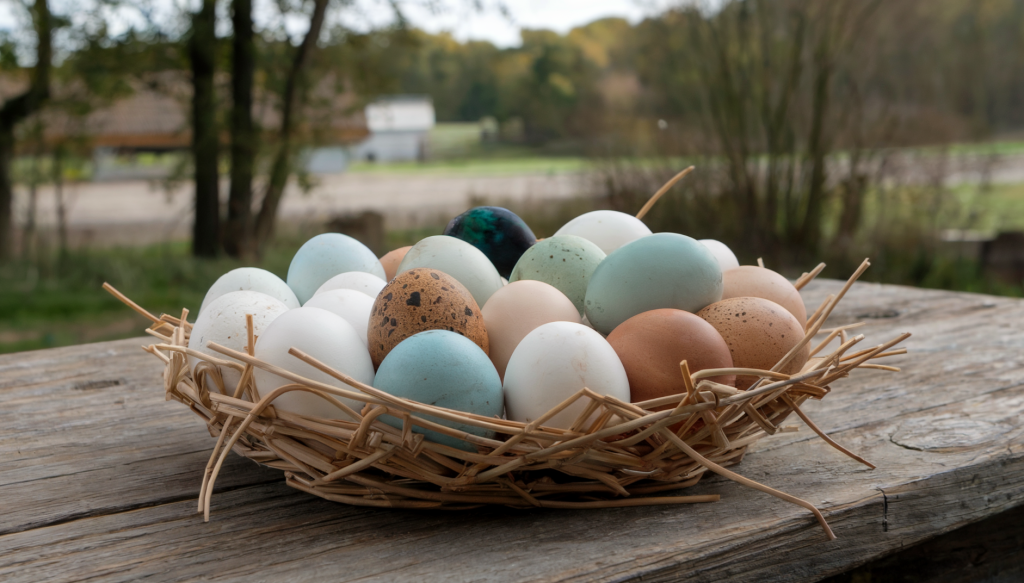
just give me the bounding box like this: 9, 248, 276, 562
341, 0, 675, 48
0, 0, 680, 53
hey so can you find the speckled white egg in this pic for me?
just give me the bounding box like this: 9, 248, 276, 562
699, 239, 740, 271
199, 267, 299, 313
303, 289, 375, 347
553, 210, 652, 255
396, 235, 504, 307
188, 291, 290, 392
503, 321, 630, 429
313, 271, 387, 298
253, 307, 374, 419
287, 233, 386, 304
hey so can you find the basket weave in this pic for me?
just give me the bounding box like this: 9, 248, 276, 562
104, 258, 908, 540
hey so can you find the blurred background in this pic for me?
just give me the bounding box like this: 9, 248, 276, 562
1, 0, 1023, 354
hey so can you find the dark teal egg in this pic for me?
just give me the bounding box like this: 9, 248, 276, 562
444, 206, 536, 278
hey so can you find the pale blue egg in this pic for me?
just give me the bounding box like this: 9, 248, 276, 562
584, 232, 723, 335
373, 330, 503, 452
287, 233, 385, 304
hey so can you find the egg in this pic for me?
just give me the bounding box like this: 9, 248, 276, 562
379, 246, 411, 281
368, 268, 489, 369
302, 289, 375, 347
697, 297, 809, 389
199, 267, 299, 313
503, 322, 630, 429
722, 266, 807, 323
481, 280, 580, 380
553, 210, 652, 255
508, 235, 606, 315
443, 206, 537, 279
313, 271, 387, 298
287, 233, 386, 304
396, 235, 503, 307
699, 239, 740, 271
606, 309, 734, 403
252, 307, 374, 418
584, 232, 723, 335
374, 330, 504, 451
187, 291, 290, 391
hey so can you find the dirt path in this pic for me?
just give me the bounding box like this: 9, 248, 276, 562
13, 169, 589, 247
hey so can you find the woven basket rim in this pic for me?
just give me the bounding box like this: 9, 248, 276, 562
103, 258, 909, 541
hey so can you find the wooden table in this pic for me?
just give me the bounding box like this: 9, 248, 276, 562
1, 281, 1022, 582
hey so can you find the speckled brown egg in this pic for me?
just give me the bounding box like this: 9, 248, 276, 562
369, 268, 488, 368
697, 297, 809, 390
722, 266, 807, 323
607, 309, 735, 404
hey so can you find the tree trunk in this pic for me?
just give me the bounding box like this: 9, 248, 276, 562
189, 0, 220, 258
53, 144, 67, 259
0, 0, 51, 261
224, 0, 256, 258
253, 0, 329, 253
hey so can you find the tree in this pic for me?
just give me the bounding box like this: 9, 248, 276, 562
0, 0, 52, 260
189, 0, 220, 258
252, 0, 329, 253
224, 0, 256, 258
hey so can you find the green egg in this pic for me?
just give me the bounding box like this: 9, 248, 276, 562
508, 235, 606, 315
584, 233, 723, 335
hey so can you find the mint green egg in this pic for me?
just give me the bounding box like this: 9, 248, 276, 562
584, 232, 723, 335
508, 235, 606, 315
373, 330, 503, 452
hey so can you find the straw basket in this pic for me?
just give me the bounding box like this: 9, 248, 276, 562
104, 257, 908, 541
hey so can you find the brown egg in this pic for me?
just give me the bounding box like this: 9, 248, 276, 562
379, 246, 412, 282
368, 268, 488, 369
697, 297, 809, 390
607, 309, 734, 404
722, 266, 807, 323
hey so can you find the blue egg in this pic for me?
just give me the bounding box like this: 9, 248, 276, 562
584, 232, 723, 335
287, 233, 385, 304
373, 330, 503, 452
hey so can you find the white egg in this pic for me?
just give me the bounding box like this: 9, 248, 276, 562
313, 271, 387, 298
287, 233, 386, 305
553, 210, 652, 255
200, 267, 300, 313
699, 239, 740, 271
303, 289, 374, 347
188, 291, 290, 392
253, 307, 375, 419
503, 321, 630, 429
397, 235, 503, 307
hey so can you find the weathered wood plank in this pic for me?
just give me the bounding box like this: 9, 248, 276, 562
0, 280, 1021, 582
0, 340, 281, 535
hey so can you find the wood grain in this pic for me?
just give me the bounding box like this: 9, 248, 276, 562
0, 280, 1021, 582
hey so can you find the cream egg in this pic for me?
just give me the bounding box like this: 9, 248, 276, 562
252, 307, 374, 419
553, 210, 652, 255
699, 239, 740, 271
303, 289, 375, 347
503, 321, 630, 429
199, 267, 299, 313
188, 290, 290, 392
481, 280, 580, 380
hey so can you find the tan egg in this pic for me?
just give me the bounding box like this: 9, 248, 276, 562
606, 309, 734, 404
697, 297, 809, 390
481, 280, 580, 380
379, 246, 412, 282
722, 266, 807, 323
369, 268, 488, 369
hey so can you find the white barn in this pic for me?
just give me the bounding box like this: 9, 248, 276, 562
352, 96, 436, 163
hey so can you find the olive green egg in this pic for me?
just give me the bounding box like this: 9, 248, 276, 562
508, 235, 606, 315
